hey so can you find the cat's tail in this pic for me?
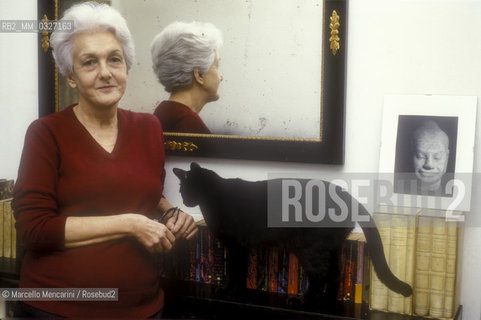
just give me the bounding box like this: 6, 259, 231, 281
357, 205, 413, 297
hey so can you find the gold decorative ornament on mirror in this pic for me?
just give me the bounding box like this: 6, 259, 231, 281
329, 10, 340, 56
164, 141, 199, 152
41, 15, 50, 52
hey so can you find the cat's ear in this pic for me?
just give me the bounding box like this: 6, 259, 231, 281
173, 168, 187, 182
191, 162, 201, 170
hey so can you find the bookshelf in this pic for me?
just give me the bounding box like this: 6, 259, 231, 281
0, 232, 463, 319
160, 224, 462, 320
0, 181, 20, 318
0, 180, 19, 287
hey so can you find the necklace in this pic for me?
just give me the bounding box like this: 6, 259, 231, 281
74, 105, 118, 152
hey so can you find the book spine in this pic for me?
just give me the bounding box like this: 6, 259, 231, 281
204, 229, 214, 283
268, 247, 279, 293
195, 232, 201, 282
370, 213, 391, 311
199, 228, 207, 282
246, 247, 258, 289
188, 234, 197, 281
11, 202, 16, 260
298, 264, 309, 295
298, 265, 304, 295
343, 241, 356, 301
278, 249, 289, 294
429, 218, 448, 318
3, 200, 11, 258
302, 267, 309, 295
0, 182, 13, 259
354, 241, 365, 304
0, 200, 4, 258
287, 253, 299, 295
387, 214, 409, 313
197, 228, 214, 284
403, 214, 416, 315
443, 222, 458, 318
213, 239, 226, 285
257, 247, 269, 291
414, 216, 433, 316
337, 241, 347, 300
362, 241, 371, 305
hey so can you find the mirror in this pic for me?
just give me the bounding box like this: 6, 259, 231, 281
38, 0, 347, 163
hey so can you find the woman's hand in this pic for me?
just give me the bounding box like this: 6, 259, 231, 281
165, 209, 198, 240
130, 214, 176, 253
64, 213, 175, 252
157, 197, 198, 240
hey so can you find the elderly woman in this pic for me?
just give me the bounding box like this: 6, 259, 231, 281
12, 2, 196, 318
151, 21, 223, 134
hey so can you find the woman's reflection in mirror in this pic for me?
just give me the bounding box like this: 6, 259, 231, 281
151, 21, 223, 134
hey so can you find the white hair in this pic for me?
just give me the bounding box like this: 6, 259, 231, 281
151, 21, 223, 93
50, 1, 135, 76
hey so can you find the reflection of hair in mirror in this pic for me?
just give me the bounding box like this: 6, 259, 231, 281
151, 21, 223, 93
50, 1, 135, 77
151, 21, 223, 134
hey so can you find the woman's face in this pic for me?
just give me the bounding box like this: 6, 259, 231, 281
202, 52, 223, 103
67, 30, 127, 109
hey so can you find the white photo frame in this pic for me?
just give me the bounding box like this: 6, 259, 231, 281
378, 94, 477, 212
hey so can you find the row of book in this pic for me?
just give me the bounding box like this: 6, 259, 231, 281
0, 179, 16, 259
163, 226, 371, 302
165, 212, 459, 319
164, 227, 225, 285
245, 246, 310, 295
370, 210, 459, 319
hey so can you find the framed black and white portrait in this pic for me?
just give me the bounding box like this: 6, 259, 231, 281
393, 115, 458, 197
378, 95, 477, 212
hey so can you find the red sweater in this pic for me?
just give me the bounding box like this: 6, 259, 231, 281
13, 105, 166, 318
154, 100, 211, 134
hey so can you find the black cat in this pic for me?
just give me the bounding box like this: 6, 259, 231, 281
173, 162, 412, 309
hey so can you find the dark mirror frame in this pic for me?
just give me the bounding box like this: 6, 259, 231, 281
38, 0, 348, 164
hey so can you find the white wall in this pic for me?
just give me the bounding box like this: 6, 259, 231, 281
2, 0, 481, 318
0, 1, 38, 180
